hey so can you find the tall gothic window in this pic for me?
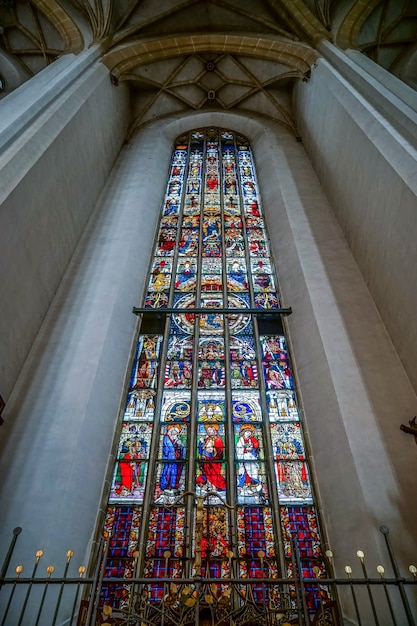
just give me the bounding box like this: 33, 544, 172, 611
101, 128, 329, 621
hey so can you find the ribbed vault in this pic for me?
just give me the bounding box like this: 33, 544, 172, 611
0, 0, 416, 112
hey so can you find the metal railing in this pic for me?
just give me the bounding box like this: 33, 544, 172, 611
0, 526, 416, 625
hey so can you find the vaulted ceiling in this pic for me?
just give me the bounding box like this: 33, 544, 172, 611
1, 0, 416, 135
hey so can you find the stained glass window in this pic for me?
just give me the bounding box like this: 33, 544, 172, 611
101, 128, 331, 620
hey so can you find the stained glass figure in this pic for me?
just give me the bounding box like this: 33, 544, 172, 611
271, 423, 305, 459
196, 507, 230, 558
230, 360, 258, 388
154, 422, 187, 503
102, 129, 328, 619
235, 423, 268, 504
166, 335, 193, 360
148, 259, 172, 293
275, 461, 312, 503
196, 423, 227, 495
175, 259, 197, 291
156, 228, 177, 256
227, 260, 248, 291
130, 335, 162, 389
251, 259, 275, 292
110, 451, 149, 503
164, 360, 192, 388
230, 336, 256, 361
199, 295, 224, 334
178, 228, 199, 256
197, 393, 225, 422
264, 363, 292, 389
225, 228, 245, 256
198, 360, 225, 388
202, 219, 221, 256
198, 337, 224, 360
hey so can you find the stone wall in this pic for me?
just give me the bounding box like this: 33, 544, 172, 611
0, 48, 130, 401
294, 44, 417, 395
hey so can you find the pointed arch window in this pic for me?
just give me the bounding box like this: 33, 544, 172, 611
101, 128, 329, 619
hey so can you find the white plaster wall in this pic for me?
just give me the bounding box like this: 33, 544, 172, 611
1, 109, 416, 622
293, 51, 417, 398
0, 52, 130, 401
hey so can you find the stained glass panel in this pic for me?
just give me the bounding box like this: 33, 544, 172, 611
271, 423, 305, 459
275, 461, 313, 504
101, 128, 329, 620
146, 507, 186, 558
237, 507, 275, 558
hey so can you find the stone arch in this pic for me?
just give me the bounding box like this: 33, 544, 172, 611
32, 0, 84, 53
102, 33, 319, 79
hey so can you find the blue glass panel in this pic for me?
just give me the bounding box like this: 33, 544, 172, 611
143, 560, 184, 602
147, 507, 186, 557
160, 391, 191, 422
232, 392, 262, 422
280, 506, 322, 559
237, 507, 276, 558
104, 506, 141, 558
102, 561, 133, 609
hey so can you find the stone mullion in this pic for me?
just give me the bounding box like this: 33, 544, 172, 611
237, 143, 287, 575
133, 141, 190, 585
184, 134, 205, 576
